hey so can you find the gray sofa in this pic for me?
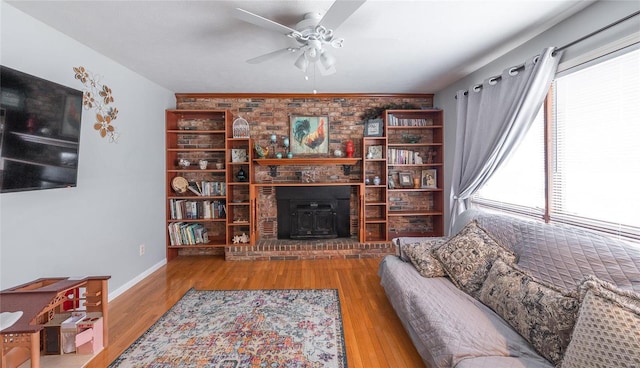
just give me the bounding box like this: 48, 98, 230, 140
379, 209, 640, 368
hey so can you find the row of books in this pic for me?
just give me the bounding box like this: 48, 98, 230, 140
168, 222, 209, 246
169, 199, 226, 220
387, 115, 433, 127
388, 148, 422, 165
187, 181, 226, 196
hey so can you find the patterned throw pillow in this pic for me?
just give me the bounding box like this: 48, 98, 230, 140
561, 276, 640, 368
397, 237, 448, 262
478, 259, 580, 365
403, 241, 448, 278
434, 221, 516, 295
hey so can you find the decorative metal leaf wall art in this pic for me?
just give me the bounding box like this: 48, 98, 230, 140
73, 66, 120, 142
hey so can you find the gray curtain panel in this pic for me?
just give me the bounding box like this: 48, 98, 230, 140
449, 47, 562, 235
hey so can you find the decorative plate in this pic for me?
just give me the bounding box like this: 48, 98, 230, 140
171, 176, 189, 194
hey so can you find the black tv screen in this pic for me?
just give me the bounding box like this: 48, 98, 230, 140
1, 66, 83, 193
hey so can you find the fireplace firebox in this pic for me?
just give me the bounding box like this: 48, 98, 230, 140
276, 186, 350, 239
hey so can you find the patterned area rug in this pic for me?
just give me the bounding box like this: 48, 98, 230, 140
109, 289, 346, 368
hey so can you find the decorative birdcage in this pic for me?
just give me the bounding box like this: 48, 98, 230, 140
232, 117, 250, 138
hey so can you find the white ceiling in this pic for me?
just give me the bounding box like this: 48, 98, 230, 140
7, 0, 593, 94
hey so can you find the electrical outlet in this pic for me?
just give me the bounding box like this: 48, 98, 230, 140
139, 244, 145, 256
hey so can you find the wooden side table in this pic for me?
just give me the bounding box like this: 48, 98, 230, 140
0, 276, 110, 368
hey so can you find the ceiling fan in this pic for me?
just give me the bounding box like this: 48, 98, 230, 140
234, 0, 366, 76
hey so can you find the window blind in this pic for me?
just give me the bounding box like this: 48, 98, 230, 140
550, 47, 640, 240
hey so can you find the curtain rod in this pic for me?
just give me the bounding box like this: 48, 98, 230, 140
456, 9, 639, 99
554, 10, 640, 54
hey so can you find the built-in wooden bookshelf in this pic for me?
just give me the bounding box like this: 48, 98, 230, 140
362, 136, 388, 242
165, 109, 230, 260
361, 109, 444, 241
385, 109, 444, 238
226, 133, 253, 246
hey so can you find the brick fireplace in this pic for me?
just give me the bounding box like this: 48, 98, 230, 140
175, 93, 433, 260
223, 180, 395, 261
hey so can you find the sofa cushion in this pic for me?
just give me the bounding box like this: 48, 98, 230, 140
476, 213, 640, 293
379, 255, 548, 368
395, 236, 448, 262
403, 240, 448, 278
561, 276, 640, 368
434, 221, 516, 295
478, 259, 579, 364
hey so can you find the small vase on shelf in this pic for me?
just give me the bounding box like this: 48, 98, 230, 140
345, 140, 354, 158
236, 168, 248, 182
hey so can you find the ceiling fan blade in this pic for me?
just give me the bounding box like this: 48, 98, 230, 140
319, 0, 366, 31
234, 8, 299, 36
247, 48, 297, 64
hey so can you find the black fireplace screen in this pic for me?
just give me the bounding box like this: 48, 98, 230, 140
276, 186, 350, 239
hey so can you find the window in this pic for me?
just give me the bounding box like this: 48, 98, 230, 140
475, 46, 640, 242
474, 108, 545, 217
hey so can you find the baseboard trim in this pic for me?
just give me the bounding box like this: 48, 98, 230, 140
109, 259, 167, 301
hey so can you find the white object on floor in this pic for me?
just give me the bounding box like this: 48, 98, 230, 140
0, 311, 23, 331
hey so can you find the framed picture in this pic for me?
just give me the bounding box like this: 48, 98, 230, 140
421, 169, 437, 188
290, 115, 329, 154
398, 172, 414, 188
231, 149, 247, 162
368, 145, 383, 159
364, 118, 384, 137
60, 94, 83, 138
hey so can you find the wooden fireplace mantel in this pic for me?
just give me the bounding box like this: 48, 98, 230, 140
253, 157, 361, 166
252, 182, 362, 187
254, 157, 361, 176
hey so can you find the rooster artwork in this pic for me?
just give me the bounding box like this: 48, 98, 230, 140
290, 116, 329, 154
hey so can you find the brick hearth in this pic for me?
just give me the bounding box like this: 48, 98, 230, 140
225, 238, 395, 261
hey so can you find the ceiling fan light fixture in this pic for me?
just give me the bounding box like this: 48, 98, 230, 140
306, 40, 322, 61
318, 60, 337, 76
320, 50, 336, 69
294, 53, 309, 72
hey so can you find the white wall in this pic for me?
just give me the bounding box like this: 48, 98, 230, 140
0, 2, 175, 298
434, 0, 640, 231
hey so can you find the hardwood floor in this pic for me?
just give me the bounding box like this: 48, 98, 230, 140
85, 256, 425, 367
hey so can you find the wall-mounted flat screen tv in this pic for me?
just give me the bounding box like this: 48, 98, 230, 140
1, 66, 83, 193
